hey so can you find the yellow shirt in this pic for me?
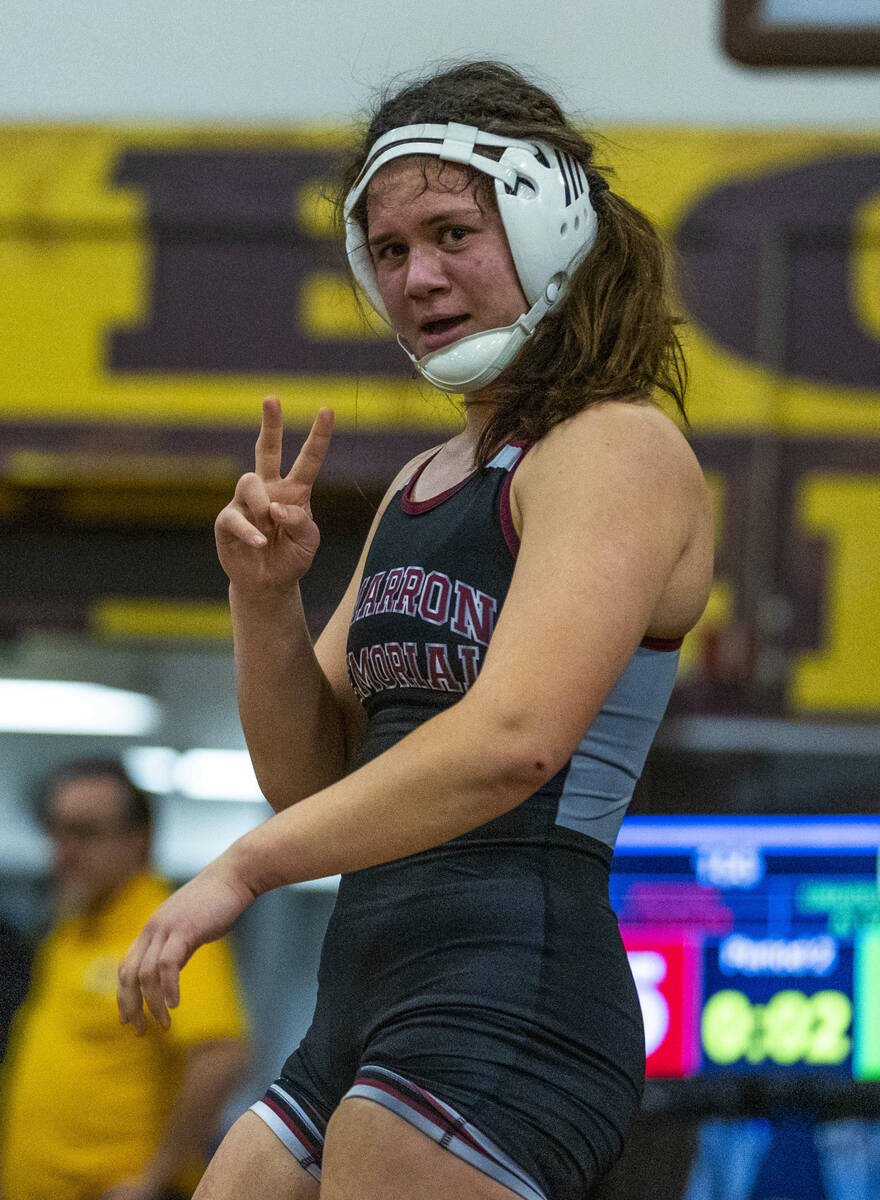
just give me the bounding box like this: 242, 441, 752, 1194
0, 872, 248, 1200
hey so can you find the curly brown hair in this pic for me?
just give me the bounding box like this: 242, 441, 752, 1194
337, 60, 688, 466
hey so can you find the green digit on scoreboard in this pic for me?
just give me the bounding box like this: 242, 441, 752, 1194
807, 991, 852, 1064
763, 991, 812, 1064
854, 930, 880, 1079
702, 990, 754, 1064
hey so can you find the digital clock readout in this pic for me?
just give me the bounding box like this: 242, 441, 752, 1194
702, 988, 852, 1067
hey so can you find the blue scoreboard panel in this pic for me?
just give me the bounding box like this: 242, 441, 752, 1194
610, 817, 880, 1079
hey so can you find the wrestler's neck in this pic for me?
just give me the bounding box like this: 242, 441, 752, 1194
455, 387, 498, 464
415, 392, 498, 496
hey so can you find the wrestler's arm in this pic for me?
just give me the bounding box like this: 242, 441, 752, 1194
119, 401, 712, 1032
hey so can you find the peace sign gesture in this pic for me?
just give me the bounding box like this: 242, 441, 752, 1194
215, 398, 334, 595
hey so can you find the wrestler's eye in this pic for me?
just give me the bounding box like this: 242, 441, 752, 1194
375, 240, 408, 263
440, 226, 472, 247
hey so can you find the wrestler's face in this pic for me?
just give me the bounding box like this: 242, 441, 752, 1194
366, 157, 528, 361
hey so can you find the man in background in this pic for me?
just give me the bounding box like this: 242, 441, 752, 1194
0, 758, 249, 1200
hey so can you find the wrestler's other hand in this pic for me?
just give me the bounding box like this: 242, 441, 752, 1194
117, 857, 254, 1035
215, 399, 334, 594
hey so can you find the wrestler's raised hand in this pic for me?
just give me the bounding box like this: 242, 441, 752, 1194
215, 398, 334, 594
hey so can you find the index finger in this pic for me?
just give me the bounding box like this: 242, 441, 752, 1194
254, 395, 284, 481
284, 407, 335, 488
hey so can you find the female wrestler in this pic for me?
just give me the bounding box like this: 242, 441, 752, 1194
117, 60, 713, 1200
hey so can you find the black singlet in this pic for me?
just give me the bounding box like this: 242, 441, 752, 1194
268, 443, 681, 1199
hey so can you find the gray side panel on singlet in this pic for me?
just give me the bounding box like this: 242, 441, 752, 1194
554, 645, 680, 849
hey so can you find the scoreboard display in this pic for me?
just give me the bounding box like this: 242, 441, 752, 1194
611, 817, 880, 1080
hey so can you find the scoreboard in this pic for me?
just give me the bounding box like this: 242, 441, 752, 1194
611, 817, 880, 1079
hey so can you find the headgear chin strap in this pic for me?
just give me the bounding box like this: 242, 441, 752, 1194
395, 280, 562, 392
344, 122, 600, 393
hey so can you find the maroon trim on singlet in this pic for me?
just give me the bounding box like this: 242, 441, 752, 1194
499, 441, 532, 557
351, 1071, 511, 1169
640, 634, 684, 651
261, 1095, 323, 1158
400, 450, 477, 514
399, 442, 682, 652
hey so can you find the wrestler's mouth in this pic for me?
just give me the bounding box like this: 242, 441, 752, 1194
419, 315, 470, 352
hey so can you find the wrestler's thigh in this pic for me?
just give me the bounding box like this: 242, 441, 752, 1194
320, 1097, 520, 1200
193, 1111, 320, 1200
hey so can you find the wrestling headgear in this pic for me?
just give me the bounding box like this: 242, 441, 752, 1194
344, 122, 600, 393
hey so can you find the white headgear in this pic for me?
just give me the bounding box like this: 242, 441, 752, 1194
343, 122, 600, 393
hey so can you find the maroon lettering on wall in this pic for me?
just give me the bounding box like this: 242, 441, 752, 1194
108, 150, 407, 376
675, 154, 880, 390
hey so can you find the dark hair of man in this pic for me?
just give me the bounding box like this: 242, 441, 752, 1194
37, 757, 152, 832
338, 59, 688, 468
